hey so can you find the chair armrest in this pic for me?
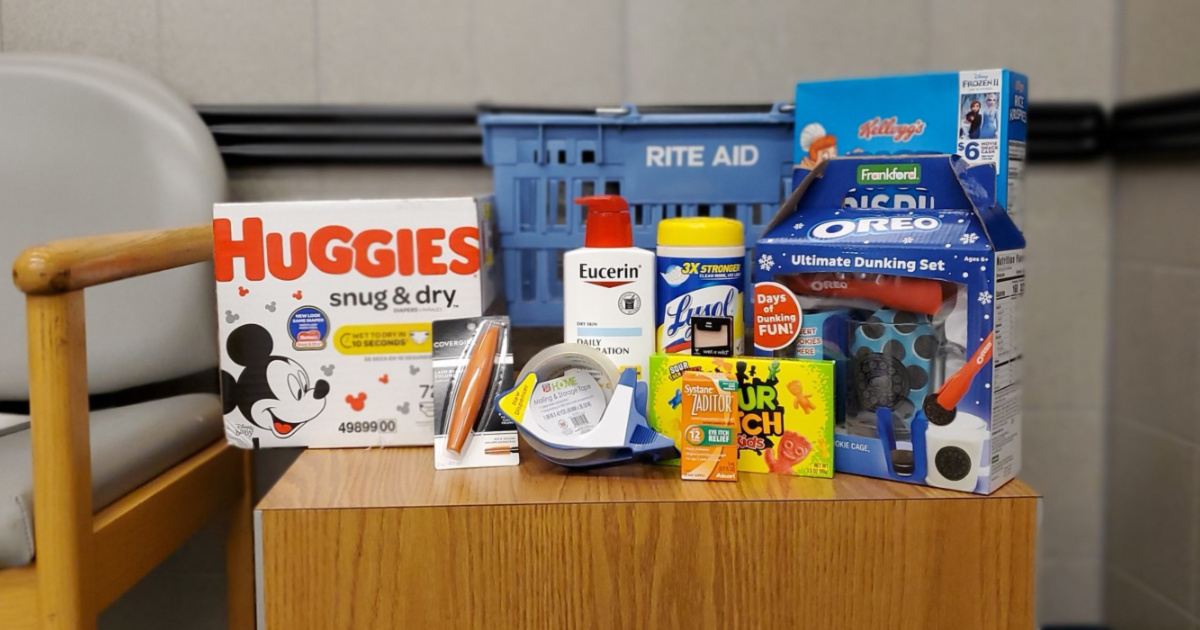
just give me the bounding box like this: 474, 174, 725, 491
12, 224, 213, 295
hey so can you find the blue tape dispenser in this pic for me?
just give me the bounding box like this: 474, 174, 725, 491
495, 343, 678, 469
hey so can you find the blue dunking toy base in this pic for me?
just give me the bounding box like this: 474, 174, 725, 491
877, 407, 929, 483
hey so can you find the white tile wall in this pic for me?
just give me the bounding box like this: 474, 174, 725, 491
1108, 164, 1200, 627
1106, 420, 1197, 613
0, 0, 1153, 626
1106, 569, 1197, 630
472, 0, 623, 105
1016, 163, 1112, 626
627, 0, 928, 104
1111, 262, 1200, 444
1106, 10, 1200, 628
928, 0, 1118, 102
626, 0, 797, 104
1, 0, 161, 75
1021, 165, 1111, 418
159, 0, 317, 103
316, 0, 473, 104
1120, 0, 1200, 101
1115, 164, 1200, 269
1025, 410, 1105, 561
774, 0, 929, 83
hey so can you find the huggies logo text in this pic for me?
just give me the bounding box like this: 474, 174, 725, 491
809, 216, 941, 240
213, 218, 481, 282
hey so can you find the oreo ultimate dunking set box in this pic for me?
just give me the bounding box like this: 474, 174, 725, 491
793, 69, 1028, 227
214, 197, 501, 449
753, 155, 1024, 494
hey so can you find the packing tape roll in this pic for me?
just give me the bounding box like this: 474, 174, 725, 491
517, 343, 622, 401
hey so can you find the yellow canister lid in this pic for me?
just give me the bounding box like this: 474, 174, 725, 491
657, 217, 744, 248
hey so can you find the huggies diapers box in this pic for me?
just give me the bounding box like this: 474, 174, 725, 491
753, 156, 1024, 494
794, 69, 1028, 226
214, 197, 501, 448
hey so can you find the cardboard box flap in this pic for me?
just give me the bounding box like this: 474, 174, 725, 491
762, 155, 1024, 251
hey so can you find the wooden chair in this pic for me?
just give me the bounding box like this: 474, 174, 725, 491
0, 55, 253, 630
1, 226, 253, 630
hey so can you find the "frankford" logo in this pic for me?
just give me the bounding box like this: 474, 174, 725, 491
856, 164, 921, 185
809, 216, 941, 240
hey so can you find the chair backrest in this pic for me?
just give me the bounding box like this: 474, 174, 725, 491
0, 55, 226, 398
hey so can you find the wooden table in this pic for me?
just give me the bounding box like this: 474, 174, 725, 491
256, 446, 1038, 630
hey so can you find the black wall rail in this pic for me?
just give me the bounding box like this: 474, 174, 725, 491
197, 105, 483, 165
197, 102, 1111, 166
1112, 91, 1200, 159
1026, 104, 1107, 161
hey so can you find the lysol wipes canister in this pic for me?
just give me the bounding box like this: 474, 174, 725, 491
655, 217, 745, 354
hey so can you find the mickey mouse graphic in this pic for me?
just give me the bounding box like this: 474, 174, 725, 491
221, 323, 330, 438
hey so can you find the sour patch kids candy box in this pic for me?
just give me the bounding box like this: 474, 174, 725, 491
648, 354, 834, 478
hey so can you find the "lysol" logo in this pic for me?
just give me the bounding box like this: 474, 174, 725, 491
857, 117, 926, 142
213, 218, 480, 282
579, 263, 640, 288
661, 286, 739, 350
809, 216, 941, 240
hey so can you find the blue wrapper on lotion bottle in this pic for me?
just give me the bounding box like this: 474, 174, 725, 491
563, 196, 656, 380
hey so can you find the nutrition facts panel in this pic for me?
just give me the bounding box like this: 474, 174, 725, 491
992, 250, 1025, 392
1007, 141, 1026, 226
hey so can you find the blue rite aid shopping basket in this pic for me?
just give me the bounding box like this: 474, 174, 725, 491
480, 103, 795, 326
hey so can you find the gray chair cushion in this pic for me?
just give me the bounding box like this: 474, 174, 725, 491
0, 393, 223, 568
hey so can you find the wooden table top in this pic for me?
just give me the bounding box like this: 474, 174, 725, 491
258, 444, 1037, 511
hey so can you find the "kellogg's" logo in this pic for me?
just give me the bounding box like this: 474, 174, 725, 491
857, 116, 926, 142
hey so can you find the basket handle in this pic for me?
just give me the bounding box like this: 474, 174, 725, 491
595, 105, 635, 116
593, 103, 795, 117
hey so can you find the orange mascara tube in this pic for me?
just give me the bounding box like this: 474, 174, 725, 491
445, 322, 502, 453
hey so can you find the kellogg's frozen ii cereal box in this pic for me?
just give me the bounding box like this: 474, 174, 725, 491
794, 69, 1028, 226
214, 197, 501, 449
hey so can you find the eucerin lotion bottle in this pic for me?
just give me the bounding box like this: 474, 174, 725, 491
563, 195, 656, 380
